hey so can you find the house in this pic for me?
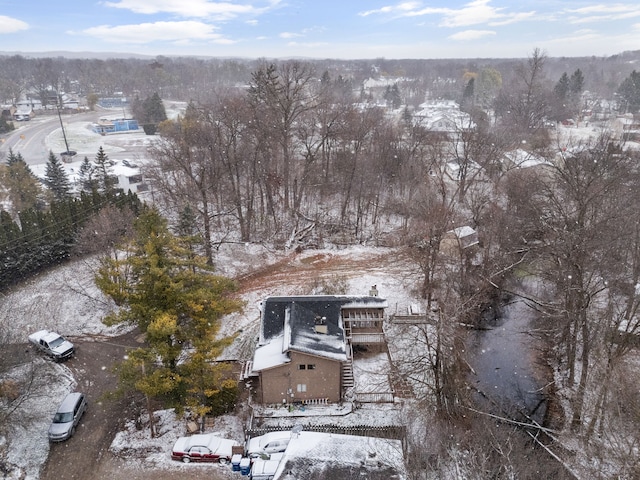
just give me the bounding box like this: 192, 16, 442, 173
412, 100, 475, 133
440, 226, 479, 257
501, 148, 550, 170
249, 293, 388, 405
611, 114, 640, 142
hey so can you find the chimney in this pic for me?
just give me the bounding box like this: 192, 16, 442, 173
369, 285, 378, 297
314, 316, 327, 334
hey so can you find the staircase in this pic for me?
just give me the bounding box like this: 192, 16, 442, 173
342, 361, 354, 389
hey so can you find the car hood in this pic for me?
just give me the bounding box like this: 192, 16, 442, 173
51, 340, 74, 355
48, 421, 72, 436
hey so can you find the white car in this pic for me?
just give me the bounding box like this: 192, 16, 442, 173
171, 433, 238, 464
246, 431, 291, 459
28, 330, 75, 362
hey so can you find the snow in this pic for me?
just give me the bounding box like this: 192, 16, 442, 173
252, 336, 290, 371
1, 244, 423, 479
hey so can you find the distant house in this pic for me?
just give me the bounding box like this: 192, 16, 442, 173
249, 294, 388, 405
413, 100, 475, 133
440, 226, 479, 257
110, 161, 146, 194
501, 148, 550, 170
612, 114, 640, 142
98, 97, 129, 109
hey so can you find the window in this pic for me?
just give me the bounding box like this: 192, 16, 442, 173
297, 384, 307, 393
307, 364, 315, 370
298, 364, 306, 370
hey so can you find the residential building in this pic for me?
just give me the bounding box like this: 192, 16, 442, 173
249, 294, 388, 405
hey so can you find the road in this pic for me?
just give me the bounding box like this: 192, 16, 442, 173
0, 111, 97, 166
0, 108, 149, 167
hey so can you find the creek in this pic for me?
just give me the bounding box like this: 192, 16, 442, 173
465, 291, 548, 425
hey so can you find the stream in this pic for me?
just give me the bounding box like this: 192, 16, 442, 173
466, 293, 547, 425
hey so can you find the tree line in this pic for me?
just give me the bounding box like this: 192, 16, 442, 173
0, 148, 141, 287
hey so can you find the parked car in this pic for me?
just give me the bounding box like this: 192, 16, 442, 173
246, 431, 291, 459
48, 392, 87, 442
171, 433, 239, 464
28, 330, 75, 362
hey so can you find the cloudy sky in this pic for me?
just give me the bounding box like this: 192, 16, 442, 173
1, 0, 639, 59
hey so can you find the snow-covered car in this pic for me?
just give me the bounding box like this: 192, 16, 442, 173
28, 330, 75, 362
171, 433, 239, 464
246, 431, 291, 459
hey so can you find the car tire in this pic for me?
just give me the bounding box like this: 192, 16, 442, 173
219, 457, 228, 465
182, 456, 191, 463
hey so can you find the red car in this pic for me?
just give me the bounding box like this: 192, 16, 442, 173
171, 433, 239, 464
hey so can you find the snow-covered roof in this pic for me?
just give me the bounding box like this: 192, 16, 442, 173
252, 335, 290, 371
272, 430, 407, 479
502, 148, 549, 168
253, 296, 387, 368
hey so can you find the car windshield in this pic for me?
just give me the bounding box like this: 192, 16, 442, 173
49, 337, 64, 348
53, 412, 73, 423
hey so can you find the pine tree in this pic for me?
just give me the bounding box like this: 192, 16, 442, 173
44, 150, 72, 201
93, 146, 118, 195
77, 156, 97, 193
617, 70, 640, 113
144, 92, 168, 124
96, 208, 242, 412
1, 149, 42, 215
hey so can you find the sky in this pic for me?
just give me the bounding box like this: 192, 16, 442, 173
0, 1, 640, 60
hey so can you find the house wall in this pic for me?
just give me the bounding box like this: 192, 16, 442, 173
259, 351, 342, 404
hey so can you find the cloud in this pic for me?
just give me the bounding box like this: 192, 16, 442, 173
565, 3, 640, 24
359, 0, 534, 28
79, 21, 227, 44
279, 32, 302, 39
103, 0, 281, 19
359, 2, 422, 17
449, 29, 496, 41
0, 15, 29, 34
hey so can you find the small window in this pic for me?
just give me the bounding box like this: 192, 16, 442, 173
298, 364, 306, 370
297, 384, 307, 392
307, 364, 315, 370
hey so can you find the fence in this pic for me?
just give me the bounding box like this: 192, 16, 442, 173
355, 391, 395, 403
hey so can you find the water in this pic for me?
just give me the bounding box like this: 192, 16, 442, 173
466, 295, 547, 425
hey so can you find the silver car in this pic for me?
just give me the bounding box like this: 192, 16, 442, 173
48, 392, 87, 442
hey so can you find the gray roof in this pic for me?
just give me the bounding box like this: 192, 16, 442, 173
257, 296, 387, 361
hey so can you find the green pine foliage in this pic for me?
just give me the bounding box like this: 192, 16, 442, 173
96, 208, 243, 414
44, 150, 72, 201
1, 148, 42, 215
0, 189, 142, 288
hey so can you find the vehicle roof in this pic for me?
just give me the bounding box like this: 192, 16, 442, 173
172, 433, 237, 453
57, 392, 84, 412
248, 431, 292, 449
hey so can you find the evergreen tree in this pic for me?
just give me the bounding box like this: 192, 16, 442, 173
92, 146, 118, 195
554, 72, 570, 100
96, 208, 242, 413
44, 150, 72, 201
1, 149, 42, 215
569, 68, 585, 96
617, 70, 640, 113
77, 156, 97, 193
143, 92, 168, 124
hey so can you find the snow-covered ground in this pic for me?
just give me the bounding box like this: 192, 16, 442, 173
1, 243, 422, 479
